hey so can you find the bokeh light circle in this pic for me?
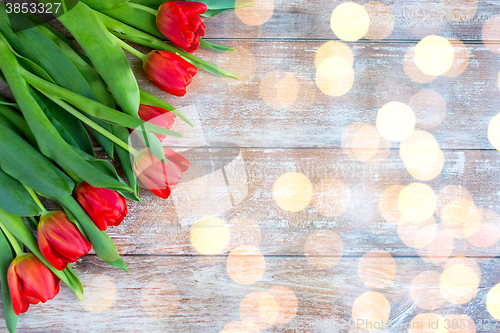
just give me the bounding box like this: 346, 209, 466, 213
398, 183, 437, 223
408, 314, 447, 333
235, 0, 274, 26
487, 283, 500, 320
341, 122, 390, 164
330, 2, 370, 42
423, 229, 454, 264
267, 286, 298, 325
315, 57, 355, 97
482, 15, 500, 54
273, 172, 313, 212
404, 47, 436, 84
315, 41, 353, 68
376, 101, 416, 142
441, 198, 481, 239
80, 274, 116, 312
409, 90, 447, 130
363, 2, 395, 40
190, 216, 230, 254
488, 113, 500, 150
400, 130, 444, 181
240, 292, 279, 330
440, 264, 479, 304
351, 292, 390, 330
379, 185, 404, 224
414, 35, 454, 76
443, 38, 470, 77
398, 217, 437, 249
468, 209, 500, 248
227, 245, 266, 285
437, 185, 473, 219
260, 70, 299, 108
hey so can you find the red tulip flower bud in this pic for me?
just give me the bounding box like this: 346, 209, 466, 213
74, 182, 128, 231
157, 1, 207, 53
143, 50, 197, 97
138, 104, 177, 142
7, 253, 60, 315
133, 148, 190, 199
37, 210, 92, 271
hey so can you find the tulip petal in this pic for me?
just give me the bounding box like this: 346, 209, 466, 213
157, 1, 207, 53
7, 262, 29, 315
133, 148, 189, 199
75, 183, 128, 231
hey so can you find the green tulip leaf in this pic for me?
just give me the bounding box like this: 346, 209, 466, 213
0, 104, 37, 144
80, 0, 130, 10
139, 89, 192, 127
0, 167, 43, 217
200, 38, 234, 52
22, 69, 183, 138
64, 265, 84, 296
0, 96, 15, 106
0, 118, 74, 199
0, 37, 133, 194
100, 3, 164, 38
0, 6, 97, 101
112, 125, 141, 201
50, 0, 140, 117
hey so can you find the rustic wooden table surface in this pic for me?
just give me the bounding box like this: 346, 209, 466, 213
2, 0, 500, 332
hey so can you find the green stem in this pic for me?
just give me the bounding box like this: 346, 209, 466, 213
127, 2, 158, 16
0, 221, 23, 256
22, 185, 47, 213
20, 68, 183, 138
113, 35, 146, 60
27, 217, 38, 229
48, 97, 139, 155
65, 170, 81, 184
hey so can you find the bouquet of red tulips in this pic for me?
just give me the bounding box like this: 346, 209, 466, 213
0, 0, 251, 331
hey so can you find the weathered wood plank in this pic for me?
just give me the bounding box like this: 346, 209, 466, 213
75, 147, 500, 260
1, 255, 499, 332
130, 41, 500, 150
3, 27, 500, 151
45, 1, 500, 43
206, 0, 500, 42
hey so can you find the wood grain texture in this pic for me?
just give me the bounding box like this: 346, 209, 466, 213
0, 255, 499, 332
46, 0, 500, 42
127, 40, 500, 150
71, 148, 499, 259
2, 0, 500, 332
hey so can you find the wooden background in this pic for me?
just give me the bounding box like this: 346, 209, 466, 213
2, 0, 500, 332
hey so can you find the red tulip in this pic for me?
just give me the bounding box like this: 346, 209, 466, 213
143, 50, 197, 96
74, 182, 128, 231
7, 253, 60, 315
37, 210, 91, 271
138, 104, 177, 142
133, 148, 190, 199
157, 1, 207, 53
